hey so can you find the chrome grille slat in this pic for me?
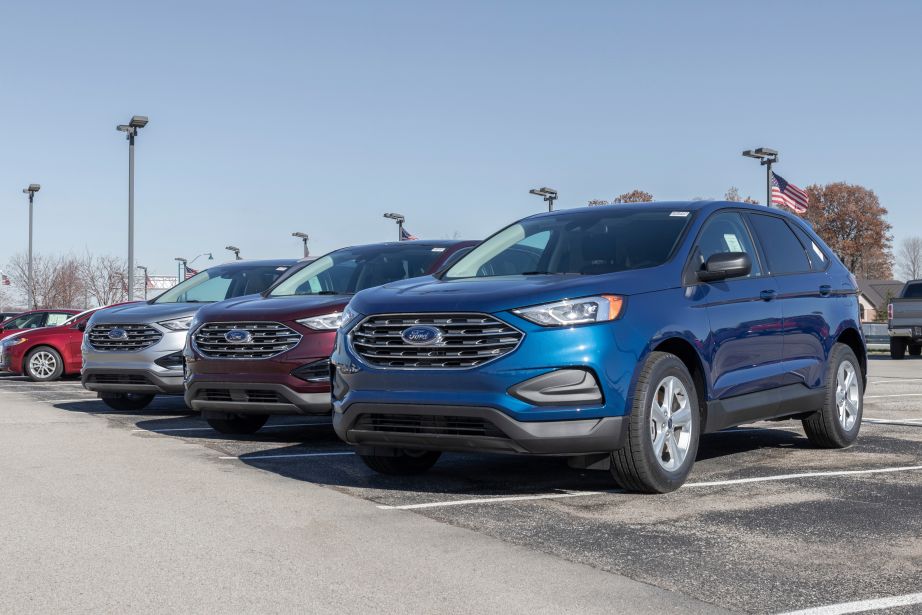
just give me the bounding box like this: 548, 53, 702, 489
193, 322, 302, 359
88, 324, 163, 352
351, 312, 523, 369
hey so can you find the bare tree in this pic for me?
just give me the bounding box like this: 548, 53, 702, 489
897, 236, 922, 281
724, 187, 760, 204
612, 190, 654, 203
79, 252, 130, 307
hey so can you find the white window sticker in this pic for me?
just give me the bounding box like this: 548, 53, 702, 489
276, 267, 289, 271
670, 211, 690, 217
723, 234, 743, 252
431, 247, 446, 252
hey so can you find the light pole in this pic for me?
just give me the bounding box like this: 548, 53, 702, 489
383, 212, 405, 241
189, 252, 213, 266
741, 147, 778, 208
292, 232, 309, 257
117, 115, 149, 300
174, 257, 187, 283
529, 187, 558, 212
136, 265, 149, 301
21, 184, 40, 308
225, 245, 241, 260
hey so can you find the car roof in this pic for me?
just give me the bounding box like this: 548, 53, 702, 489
526, 200, 804, 221
206, 258, 299, 268
326, 239, 476, 252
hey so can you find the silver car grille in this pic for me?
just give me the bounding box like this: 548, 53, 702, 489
351, 313, 523, 369
87, 324, 163, 352
192, 322, 302, 359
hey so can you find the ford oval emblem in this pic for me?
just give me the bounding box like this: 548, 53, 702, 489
224, 329, 253, 344
400, 325, 443, 346
108, 328, 128, 340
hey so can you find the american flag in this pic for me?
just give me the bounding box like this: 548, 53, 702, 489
145, 272, 155, 289
771, 172, 809, 213
184, 265, 199, 280
1, 273, 10, 286
399, 226, 418, 241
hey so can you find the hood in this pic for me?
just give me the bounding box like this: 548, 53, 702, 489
195, 294, 351, 323
349, 268, 679, 315
88, 301, 206, 325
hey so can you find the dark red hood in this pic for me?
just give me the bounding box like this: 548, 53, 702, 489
194, 293, 351, 323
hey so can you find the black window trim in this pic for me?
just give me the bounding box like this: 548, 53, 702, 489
784, 217, 831, 273
682, 208, 767, 286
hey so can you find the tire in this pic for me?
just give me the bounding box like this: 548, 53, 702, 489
359, 450, 442, 475
100, 393, 155, 411
910, 344, 922, 357
890, 338, 907, 360
610, 352, 700, 493
207, 414, 269, 435
24, 346, 64, 382
802, 343, 863, 449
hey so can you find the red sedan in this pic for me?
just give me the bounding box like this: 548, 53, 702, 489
0, 306, 115, 381
0, 309, 80, 341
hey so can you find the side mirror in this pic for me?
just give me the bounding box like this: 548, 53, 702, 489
698, 252, 751, 282
76, 322, 87, 332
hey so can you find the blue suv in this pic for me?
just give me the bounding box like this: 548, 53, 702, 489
331, 201, 866, 493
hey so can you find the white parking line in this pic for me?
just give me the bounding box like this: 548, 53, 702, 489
863, 417, 922, 426
45, 398, 100, 404
686, 464, 922, 488
134, 421, 332, 433
377, 490, 607, 510
864, 393, 922, 399
779, 591, 922, 614
869, 378, 922, 384
219, 451, 354, 460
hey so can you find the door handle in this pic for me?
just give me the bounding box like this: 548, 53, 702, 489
760, 290, 776, 301
819, 285, 832, 297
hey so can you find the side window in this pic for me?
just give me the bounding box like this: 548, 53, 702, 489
11, 313, 47, 329
182, 276, 234, 302
692, 212, 761, 278
788, 223, 829, 271
748, 214, 812, 275
45, 313, 72, 326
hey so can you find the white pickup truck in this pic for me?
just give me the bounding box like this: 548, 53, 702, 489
888, 279, 922, 359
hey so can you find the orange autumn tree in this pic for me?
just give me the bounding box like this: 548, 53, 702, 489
802, 182, 893, 279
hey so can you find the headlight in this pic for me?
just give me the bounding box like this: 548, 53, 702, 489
1, 337, 27, 347
296, 306, 361, 331
158, 316, 194, 331
513, 295, 624, 327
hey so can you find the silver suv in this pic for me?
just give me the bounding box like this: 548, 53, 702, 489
82, 259, 298, 411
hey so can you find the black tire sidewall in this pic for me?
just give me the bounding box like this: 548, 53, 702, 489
25, 347, 63, 382
632, 355, 700, 489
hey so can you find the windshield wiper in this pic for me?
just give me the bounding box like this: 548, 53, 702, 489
520, 271, 583, 276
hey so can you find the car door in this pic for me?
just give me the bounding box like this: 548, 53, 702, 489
746, 213, 827, 388
686, 211, 784, 399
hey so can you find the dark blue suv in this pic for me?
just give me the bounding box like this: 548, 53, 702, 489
331, 201, 866, 493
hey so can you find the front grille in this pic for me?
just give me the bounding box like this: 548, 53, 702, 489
192, 322, 302, 359
88, 324, 163, 352
86, 374, 150, 385
353, 413, 507, 438
196, 388, 285, 404
351, 313, 523, 369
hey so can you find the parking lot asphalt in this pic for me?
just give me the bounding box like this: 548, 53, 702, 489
2, 355, 921, 613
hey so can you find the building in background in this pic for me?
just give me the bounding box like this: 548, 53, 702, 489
857, 279, 904, 322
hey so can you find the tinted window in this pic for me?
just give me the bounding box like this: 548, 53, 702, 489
788, 223, 828, 271
904, 283, 922, 299
269, 245, 447, 297
692, 212, 761, 278
5, 312, 46, 329
154, 265, 289, 304
445, 208, 692, 279
747, 214, 812, 275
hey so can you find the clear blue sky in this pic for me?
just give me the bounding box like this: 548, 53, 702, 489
2, 0, 920, 277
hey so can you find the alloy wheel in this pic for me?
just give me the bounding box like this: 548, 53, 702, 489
649, 376, 693, 472
29, 351, 57, 379
836, 360, 860, 431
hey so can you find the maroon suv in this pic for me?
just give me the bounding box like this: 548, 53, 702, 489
184, 240, 474, 434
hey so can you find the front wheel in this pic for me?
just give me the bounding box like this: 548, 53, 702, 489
24, 347, 64, 382
359, 450, 442, 475
890, 338, 907, 360
100, 393, 155, 411
206, 414, 269, 435
802, 343, 863, 448
910, 344, 922, 357
610, 352, 700, 493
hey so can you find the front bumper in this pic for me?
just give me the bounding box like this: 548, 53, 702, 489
186, 381, 330, 416
333, 403, 625, 455
81, 329, 187, 395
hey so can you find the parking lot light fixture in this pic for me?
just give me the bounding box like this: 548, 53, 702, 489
383, 213, 406, 241
292, 232, 310, 258
22, 184, 41, 309
174, 257, 187, 283
529, 187, 558, 212
225, 245, 241, 260
741, 147, 779, 208
116, 115, 149, 301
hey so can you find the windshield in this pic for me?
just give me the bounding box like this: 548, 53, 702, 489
62, 309, 97, 326
444, 208, 692, 279
269, 245, 447, 297
154, 264, 290, 304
